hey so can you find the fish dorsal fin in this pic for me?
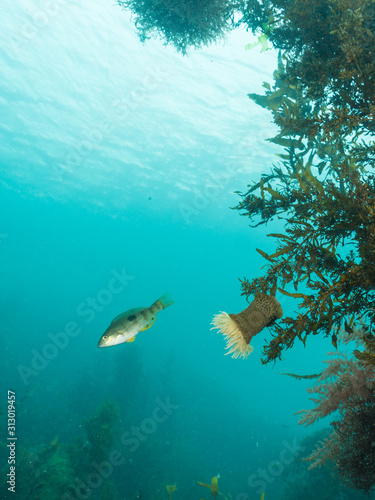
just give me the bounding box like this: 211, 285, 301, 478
111, 307, 144, 324
140, 315, 157, 332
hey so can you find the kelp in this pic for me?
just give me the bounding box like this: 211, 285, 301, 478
12, 400, 121, 499
295, 329, 375, 493
234, 14, 375, 362
116, 0, 375, 361
354, 332, 375, 367
82, 399, 120, 463
198, 476, 219, 498
278, 372, 321, 381
197, 476, 235, 499
16, 439, 75, 499
240, 0, 375, 117
117, 0, 238, 54
166, 484, 177, 499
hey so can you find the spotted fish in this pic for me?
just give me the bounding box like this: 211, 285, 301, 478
98, 292, 174, 348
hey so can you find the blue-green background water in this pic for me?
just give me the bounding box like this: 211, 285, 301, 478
1, 1, 371, 499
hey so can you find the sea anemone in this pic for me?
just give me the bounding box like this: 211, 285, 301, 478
211, 293, 283, 358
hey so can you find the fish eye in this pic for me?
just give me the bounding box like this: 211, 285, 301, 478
103, 335, 108, 339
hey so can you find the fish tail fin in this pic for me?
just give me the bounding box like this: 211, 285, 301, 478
158, 292, 174, 309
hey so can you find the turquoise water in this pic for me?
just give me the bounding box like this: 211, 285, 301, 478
1, 2, 372, 499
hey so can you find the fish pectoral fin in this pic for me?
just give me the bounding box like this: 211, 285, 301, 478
126, 337, 136, 342
140, 315, 157, 331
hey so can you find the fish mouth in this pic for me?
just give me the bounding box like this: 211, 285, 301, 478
98, 332, 124, 347
98, 337, 111, 348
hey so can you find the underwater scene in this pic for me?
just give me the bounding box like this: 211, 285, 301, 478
1, 1, 375, 499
